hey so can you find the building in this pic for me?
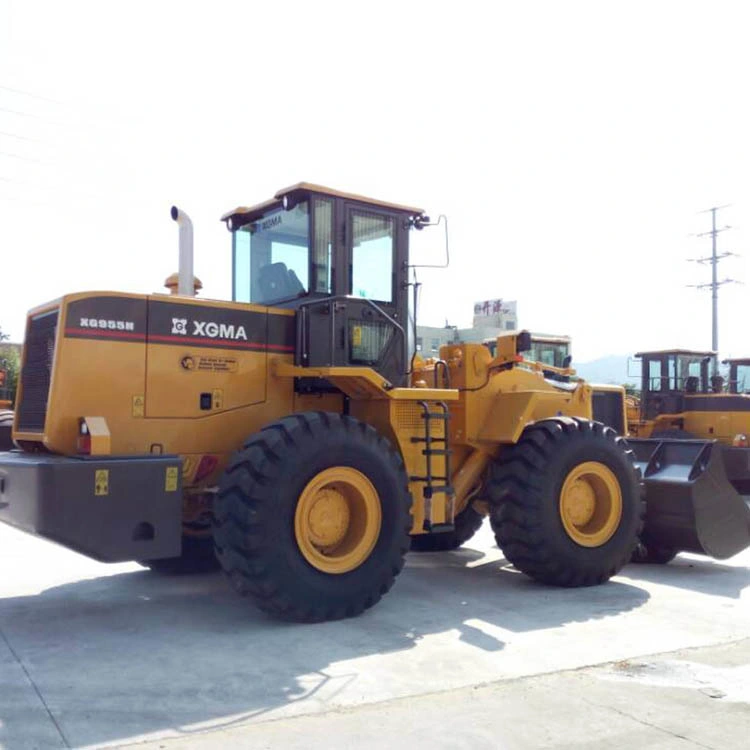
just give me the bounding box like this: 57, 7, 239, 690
416, 299, 518, 355
472, 299, 518, 330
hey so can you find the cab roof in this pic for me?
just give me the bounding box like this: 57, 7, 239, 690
723, 357, 750, 365
221, 182, 425, 223
635, 349, 716, 358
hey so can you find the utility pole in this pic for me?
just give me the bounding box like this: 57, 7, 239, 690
688, 205, 737, 374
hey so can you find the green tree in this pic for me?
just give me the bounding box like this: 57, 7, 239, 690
0, 327, 20, 397
623, 383, 640, 398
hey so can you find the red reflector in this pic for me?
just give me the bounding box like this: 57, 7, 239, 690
77, 434, 91, 455
194, 455, 218, 482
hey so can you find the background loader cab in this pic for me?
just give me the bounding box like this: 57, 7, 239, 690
634, 349, 717, 430
630, 349, 750, 441
226, 183, 416, 388
724, 358, 750, 394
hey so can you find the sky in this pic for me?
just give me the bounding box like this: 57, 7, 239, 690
1, 0, 749, 362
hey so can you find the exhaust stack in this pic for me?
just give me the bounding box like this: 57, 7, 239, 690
170, 205, 194, 296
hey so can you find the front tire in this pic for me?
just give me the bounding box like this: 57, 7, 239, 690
488, 418, 643, 587
213, 412, 412, 622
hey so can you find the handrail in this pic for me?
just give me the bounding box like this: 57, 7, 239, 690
295, 295, 407, 373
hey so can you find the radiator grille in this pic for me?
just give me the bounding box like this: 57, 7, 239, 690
592, 390, 625, 435
17, 309, 59, 432
394, 402, 444, 436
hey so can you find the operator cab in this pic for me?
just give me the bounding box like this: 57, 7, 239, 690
723, 358, 750, 394
222, 183, 427, 387
635, 349, 717, 420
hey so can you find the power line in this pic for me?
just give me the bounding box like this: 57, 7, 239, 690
0, 105, 55, 122
0, 130, 40, 143
0, 150, 46, 163
0, 85, 60, 104
686, 205, 740, 372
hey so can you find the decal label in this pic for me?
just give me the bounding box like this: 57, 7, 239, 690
212, 389, 224, 409
180, 355, 239, 373
165, 467, 179, 492
95, 469, 109, 497
80, 318, 135, 331
351, 325, 363, 347
132, 395, 145, 418
63, 296, 295, 353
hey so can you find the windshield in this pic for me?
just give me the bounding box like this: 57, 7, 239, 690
646, 355, 705, 391
528, 340, 569, 368
674, 355, 704, 390
233, 202, 310, 305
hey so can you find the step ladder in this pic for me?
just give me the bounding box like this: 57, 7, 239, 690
409, 401, 456, 532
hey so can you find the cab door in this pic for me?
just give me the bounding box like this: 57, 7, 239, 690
299, 200, 409, 387
342, 203, 408, 385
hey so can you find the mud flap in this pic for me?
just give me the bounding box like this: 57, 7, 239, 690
627, 438, 750, 559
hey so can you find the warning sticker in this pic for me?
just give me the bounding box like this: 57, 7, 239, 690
165, 466, 179, 492
132, 395, 145, 418
180, 355, 239, 373
95, 469, 109, 496
200, 356, 238, 373
351, 326, 363, 347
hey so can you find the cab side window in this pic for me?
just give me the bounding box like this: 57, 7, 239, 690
351, 211, 394, 302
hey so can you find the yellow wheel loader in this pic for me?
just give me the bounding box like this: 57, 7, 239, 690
0, 185, 745, 622
625, 349, 750, 564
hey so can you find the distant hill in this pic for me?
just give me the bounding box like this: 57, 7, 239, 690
573, 355, 638, 386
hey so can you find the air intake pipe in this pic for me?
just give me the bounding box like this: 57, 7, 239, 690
170, 205, 194, 296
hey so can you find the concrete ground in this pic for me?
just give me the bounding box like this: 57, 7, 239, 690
0, 521, 748, 750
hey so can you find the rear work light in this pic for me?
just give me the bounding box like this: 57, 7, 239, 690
76, 417, 111, 455
77, 419, 91, 455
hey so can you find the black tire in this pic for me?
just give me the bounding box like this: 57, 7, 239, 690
410, 504, 485, 551
0, 410, 14, 451
139, 534, 219, 574
487, 417, 644, 587
631, 541, 678, 565
213, 412, 412, 622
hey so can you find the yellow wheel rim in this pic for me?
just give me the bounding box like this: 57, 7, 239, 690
295, 467, 382, 574
559, 461, 622, 548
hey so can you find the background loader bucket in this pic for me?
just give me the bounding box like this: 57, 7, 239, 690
627, 438, 750, 559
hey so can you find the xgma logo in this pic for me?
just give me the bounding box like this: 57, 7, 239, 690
171, 317, 248, 341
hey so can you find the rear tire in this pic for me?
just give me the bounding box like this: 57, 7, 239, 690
410, 504, 485, 551
213, 412, 412, 622
488, 418, 644, 587
631, 541, 678, 565
0, 410, 14, 451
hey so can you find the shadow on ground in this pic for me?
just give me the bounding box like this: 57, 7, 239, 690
0, 543, 652, 748
622, 553, 750, 599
